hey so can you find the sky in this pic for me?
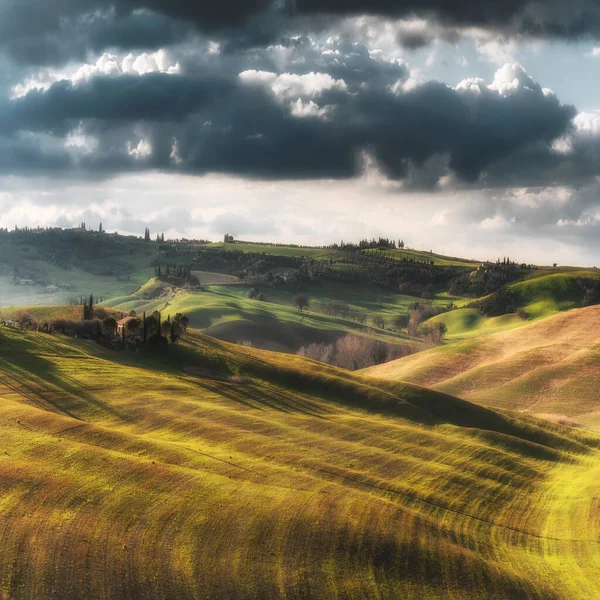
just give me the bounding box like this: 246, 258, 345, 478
2, 2, 600, 265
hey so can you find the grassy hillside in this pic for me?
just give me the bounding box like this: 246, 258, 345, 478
207, 280, 462, 323
210, 241, 481, 267
1, 326, 600, 598
429, 271, 600, 339
363, 304, 600, 428
208, 241, 344, 259
107, 280, 418, 353
511, 270, 599, 319
363, 247, 481, 267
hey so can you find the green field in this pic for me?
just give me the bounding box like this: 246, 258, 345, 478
210, 241, 481, 267
425, 271, 600, 339
207, 280, 462, 323
106, 280, 416, 353
2, 326, 600, 598
208, 241, 344, 259
363, 247, 481, 267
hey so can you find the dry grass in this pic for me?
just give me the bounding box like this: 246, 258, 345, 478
362, 304, 600, 428
1, 325, 600, 598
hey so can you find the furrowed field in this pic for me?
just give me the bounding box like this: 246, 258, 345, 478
2, 326, 600, 598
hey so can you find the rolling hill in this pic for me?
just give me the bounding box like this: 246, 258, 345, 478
429, 270, 600, 339
363, 304, 600, 428
2, 326, 600, 598
106, 279, 419, 354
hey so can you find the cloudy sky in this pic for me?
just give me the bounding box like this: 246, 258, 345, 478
2, 1, 600, 264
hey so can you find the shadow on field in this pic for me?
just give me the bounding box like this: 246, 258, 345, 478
187, 378, 329, 417
0, 352, 128, 422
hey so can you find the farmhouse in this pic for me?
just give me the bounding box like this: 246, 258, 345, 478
116, 316, 139, 335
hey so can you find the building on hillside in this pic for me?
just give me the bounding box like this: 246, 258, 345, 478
44, 285, 59, 293
116, 316, 139, 335
17, 278, 35, 285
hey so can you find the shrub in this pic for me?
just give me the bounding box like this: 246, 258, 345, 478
294, 295, 310, 312
393, 314, 410, 330
298, 342, 335, 363
417, 322, 447, 346
372, 315, 386, 329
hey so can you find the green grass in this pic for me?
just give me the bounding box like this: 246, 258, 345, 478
1, 326, 600, 598
0, 267, 155, 309
208, 242, 482, 267
425, 271, 600, 339
363, 247, 481, 267
108, 281, 414, 347
207, 242, 345, 259
0, 305, 87, 322
207, 280, 464, 324
511, 270, 600, 319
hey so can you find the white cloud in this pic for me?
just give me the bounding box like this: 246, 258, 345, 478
239, 70, 348, 99
429, 208, 451, 226
476, 38, 518, 65
128, 138, 153, 159
11, 50, 181, 98
290, 99, 332, 119
65, 126, 98, 153
574, 111, 600, 135
455, 77, 485, 94
488, 63, 538, 95
479, 214, 514, 230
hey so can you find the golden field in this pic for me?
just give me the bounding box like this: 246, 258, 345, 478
1, 325, 600, 598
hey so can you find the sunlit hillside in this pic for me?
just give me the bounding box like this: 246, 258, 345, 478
363, 304, 600, 428
2, 326, 600, 598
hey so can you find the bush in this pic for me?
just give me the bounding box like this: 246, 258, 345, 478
472, 288, 517, 317
417, 322, 447, 346
372, 315, 386, 329
298, 342, 335, 363
393, 314, 410, 330
294, 295, 310, 312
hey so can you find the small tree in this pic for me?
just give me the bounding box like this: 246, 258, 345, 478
372, 314, 386, 329
294, 295, 309, 312
103, 316, 117, 337
393, 314, 410, 331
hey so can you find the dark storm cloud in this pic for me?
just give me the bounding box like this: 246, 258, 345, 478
396, 30, 435, 51
292, 0, 600, 40
4, 0, 600, 70
0, 74, 233, 135
0, 66, 576, 183
0, 1, 270, 66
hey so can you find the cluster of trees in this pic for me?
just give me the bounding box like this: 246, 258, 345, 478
298, 334, 414, 370
192, 249, 300, 278
247, 288, 267, 302
2, 227, 144, 277
317, 301, 368, 324
470, 288, 522, 318
193, 248, 464, 294
449, 266, 521, 297
155, 263, 192, 279
579, 277, 600, 307
119, 310, 189, 345
329, 237, 400, 251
